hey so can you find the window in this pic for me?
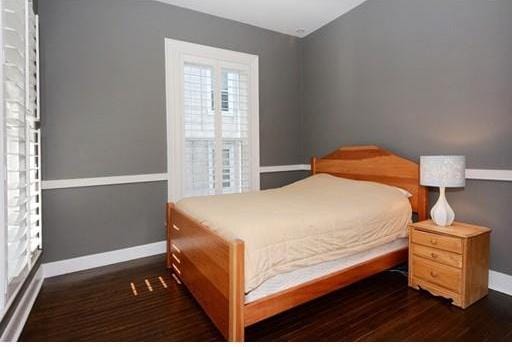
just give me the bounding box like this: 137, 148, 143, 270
1, 0, 41, 318
165, 39, 259, 201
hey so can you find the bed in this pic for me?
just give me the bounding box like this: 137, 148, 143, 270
166, 145, 428, 341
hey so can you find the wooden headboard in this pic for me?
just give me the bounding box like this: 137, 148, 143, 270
311, 145, 428, 220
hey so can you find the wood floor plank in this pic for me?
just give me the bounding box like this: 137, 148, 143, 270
19, 255, 512, 341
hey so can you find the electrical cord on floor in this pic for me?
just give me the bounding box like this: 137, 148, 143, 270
388, 264, 408, 277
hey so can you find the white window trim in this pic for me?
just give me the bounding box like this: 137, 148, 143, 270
165, 38, 260, 202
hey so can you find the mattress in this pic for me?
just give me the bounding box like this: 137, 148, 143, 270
177, 173, 412, 292
245, 238, 408, 303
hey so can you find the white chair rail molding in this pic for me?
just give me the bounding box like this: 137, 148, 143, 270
40, 166, 512, 190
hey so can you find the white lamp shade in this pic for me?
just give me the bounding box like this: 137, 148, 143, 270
420, 155, 466, 188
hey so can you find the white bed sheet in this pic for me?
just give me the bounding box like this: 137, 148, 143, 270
245, 238, 408, 303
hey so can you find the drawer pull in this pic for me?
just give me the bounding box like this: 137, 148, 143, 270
172, 224, 180, 231
430, 239, 438, 245
172, 253, 181, 264
430, 271, 438, 278
431, 253, 438, 259
172, 263, 182, 275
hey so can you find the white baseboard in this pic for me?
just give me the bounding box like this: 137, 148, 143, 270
43, 241, 166, 278
489, 270, 512, 297
1, 266, 44, 342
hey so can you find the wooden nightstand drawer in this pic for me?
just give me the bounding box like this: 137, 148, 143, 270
411, 229, 463, 254
412, 257, 462, 293
412, 243, 462, 268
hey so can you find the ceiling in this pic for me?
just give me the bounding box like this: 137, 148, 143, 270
156, 0, 368, 38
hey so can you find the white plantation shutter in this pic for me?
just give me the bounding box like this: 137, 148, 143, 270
221, 69, 251, 193
183, 63, 216, 197
4, 0, 29, 286
1, 0, 40, 317
166, 39, 259, 201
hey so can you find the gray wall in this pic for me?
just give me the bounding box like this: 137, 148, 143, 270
39, 0, 512, 276
39, 0, 304, 262
302, 0, 512, 275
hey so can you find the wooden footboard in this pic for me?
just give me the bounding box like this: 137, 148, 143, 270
167, 203, 244, 341
168, 203, 409, 342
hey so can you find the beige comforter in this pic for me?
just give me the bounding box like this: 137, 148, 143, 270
176, 174, 412, 293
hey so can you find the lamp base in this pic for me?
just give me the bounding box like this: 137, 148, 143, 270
431, 187, 455, 226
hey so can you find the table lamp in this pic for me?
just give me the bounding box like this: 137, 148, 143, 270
420, 155, 466, 226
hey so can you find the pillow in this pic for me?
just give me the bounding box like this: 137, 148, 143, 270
394, 187, 413, 198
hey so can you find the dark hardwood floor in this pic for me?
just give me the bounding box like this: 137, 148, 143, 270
20, 255, 512, 341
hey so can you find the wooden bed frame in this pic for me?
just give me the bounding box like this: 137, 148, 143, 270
166, 145, 428, 341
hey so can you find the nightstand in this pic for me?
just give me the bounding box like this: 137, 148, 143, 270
408, 220, 491, 309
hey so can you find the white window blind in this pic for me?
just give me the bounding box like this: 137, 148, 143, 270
166, 39, 259, 201
0, 0, 41, 318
